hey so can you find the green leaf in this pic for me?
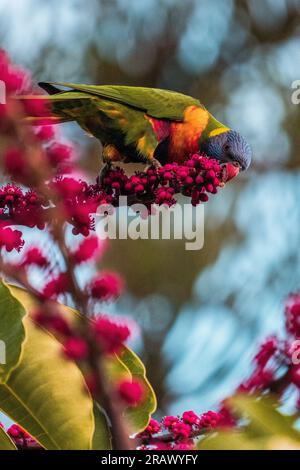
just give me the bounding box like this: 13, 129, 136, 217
200, 430, 300, 451
200, 430, 264, 450
0, 426, 17, 450
230, 395, 300, 441
92, 403, 112, 450
199, 395, 300, 450
119, 347, 157, 434
7, 283, 112, 449
0, 282, 105, 449
11, 284, 156, 434
0, 282, 27, 382
2, 283, 155, 446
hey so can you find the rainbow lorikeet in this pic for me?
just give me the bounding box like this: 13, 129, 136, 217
25, 82, 252, 174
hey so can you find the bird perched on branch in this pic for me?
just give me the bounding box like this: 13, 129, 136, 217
22, 82, 252, 176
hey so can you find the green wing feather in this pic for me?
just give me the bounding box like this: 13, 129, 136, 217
38, 82, 203, 121
18, 83, 204, 162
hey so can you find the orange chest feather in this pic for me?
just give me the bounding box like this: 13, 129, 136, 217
169, 106, 209, 163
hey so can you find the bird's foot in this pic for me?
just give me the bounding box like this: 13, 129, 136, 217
145, 158, 161, 172
99, 162, 112, 186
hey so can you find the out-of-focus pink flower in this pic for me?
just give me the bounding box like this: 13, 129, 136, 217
238, 368, 274, 393
54, 177, 85, 198
7, 424, 40, 449
22, 97, 49, 117
254, 336, 278, 368
64, 337, 89, 361
47, 143, 73, 167
34, 309, 71, 337
4, 147, 26, 179
72, 236, 102, 264
290, 366, 300, 388
0, 49, 30, 94
21, 247, 49, 268
117, 379, 145, 406
92, 315, 130, 354
7, 424, 30, 439
89, 272, 124, 301
34, 125, 55, 142
84, 372, 98, 396
42, 273, 69, 299
0, 227, 24, 252
0, 102, 8, 122
217, 404, 236, 428
285, 292, 300, 338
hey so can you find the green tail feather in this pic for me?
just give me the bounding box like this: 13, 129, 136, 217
15, 93, 93, 124
23, 116, 72, 125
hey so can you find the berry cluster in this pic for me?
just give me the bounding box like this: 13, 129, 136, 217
285, 292, 300, 338
0, 153, 235, 250
137, 410, 225, 450
99, 153, 236, 208
0, 153, 236, 248
236, 293, 300, 397
137, 291, 300, 449
0, 183, 45, 225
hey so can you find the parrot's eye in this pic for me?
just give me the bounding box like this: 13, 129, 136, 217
223, 143, 235, 161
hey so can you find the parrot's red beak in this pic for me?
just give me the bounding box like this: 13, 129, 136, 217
221, 162, 240, 185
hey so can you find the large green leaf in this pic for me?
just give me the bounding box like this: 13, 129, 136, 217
0, 282, 27, 382
0, 426, 17, 450
0, 282, 107, 449
2, 283, 155, 447
9, 284, 156, 434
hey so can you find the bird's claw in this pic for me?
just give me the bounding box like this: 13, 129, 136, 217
99, 162, 112, 186
146, 158, 161, 171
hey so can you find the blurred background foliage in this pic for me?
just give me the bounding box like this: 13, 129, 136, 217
1, 0, 300, 417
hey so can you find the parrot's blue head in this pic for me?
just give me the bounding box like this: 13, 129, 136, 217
201, 130, 252, 171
